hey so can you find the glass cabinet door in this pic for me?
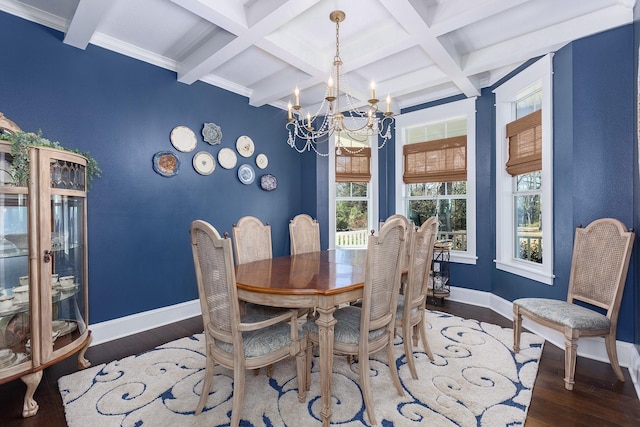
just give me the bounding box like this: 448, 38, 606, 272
50, 194, 87, 351
0, 192, 32, 372
45, 154, 88, 359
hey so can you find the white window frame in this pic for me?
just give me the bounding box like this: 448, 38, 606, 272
328, 132, 379, 249
395, 97, 477, 265
494, 54, 554, 284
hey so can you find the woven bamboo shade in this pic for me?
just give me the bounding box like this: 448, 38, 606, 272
403, 135, 466, 184
505, 109, 542, 176
336, 148, 371, 183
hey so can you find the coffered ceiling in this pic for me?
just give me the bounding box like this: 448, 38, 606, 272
0, 0, 636, 113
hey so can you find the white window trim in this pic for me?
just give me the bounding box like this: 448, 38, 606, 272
494, 54, 554, 285
328, 132, 379, 249
394, 97, 477, 265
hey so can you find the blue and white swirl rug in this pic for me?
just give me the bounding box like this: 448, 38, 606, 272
58, 311, 544, 426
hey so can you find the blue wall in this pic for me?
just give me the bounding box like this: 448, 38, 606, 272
0, 12, 304, 323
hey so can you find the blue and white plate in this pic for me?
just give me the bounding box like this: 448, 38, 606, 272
237, 164, 255, 185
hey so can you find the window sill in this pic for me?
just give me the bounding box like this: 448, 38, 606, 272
494, 259, 554, 285
450, 252, 477, 265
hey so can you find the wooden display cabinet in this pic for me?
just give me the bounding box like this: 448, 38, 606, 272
0, 114, 91, 417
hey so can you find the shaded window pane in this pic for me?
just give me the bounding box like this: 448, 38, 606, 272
336, 183, 350, 197
351, 183, 367, 197
516, 171, 541, 191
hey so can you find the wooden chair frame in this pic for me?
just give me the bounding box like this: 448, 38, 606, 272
513, 218, 634, 390
190, 220, 306, 426
396, 216, 438, 379
232, 215, 272, 264
289, 214, 320, 255
305, 217, 406, 425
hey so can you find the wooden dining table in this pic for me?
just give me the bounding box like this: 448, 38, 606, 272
235, 249, 367, 427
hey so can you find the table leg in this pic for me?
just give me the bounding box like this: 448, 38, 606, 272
315, 305, 337, 427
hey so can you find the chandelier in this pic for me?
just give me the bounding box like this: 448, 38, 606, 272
285, 10, 394, 156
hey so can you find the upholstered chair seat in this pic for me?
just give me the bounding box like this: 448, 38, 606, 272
513, 298, 611, 330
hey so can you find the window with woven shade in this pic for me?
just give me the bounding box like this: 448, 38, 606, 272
505, 109, 542, 176
336, 148, 371, 183
403, 135, 467, 184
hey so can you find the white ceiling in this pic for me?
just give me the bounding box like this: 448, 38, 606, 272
1, 0, 636, 114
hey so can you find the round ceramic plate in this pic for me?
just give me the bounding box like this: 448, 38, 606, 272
237, 164, 255, 185
236, 135, 255, 157
218, 148, 237, 169
152, 151, 179, 177
170, 125, 197, 152
192, 151, 216, 175
202, 122, 222, 145
260, 174, 277, 191
256, 153, 268, 169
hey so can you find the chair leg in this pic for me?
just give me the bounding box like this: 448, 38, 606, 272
195, 354, 215, 415
388, 337, 404, 397
403, 322, 418, 380
513, 306, 522, 353
418, 317, 434, 361
605, 333, 625, 382
230, 365, 246, 427
358, 354, 377, 426
563, 328, 579, 391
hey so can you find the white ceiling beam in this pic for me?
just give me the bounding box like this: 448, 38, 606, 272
175, 0, 320, 85
426, 0, 532, 35
63, 0, 114, 49
170, 0, 247, 33
379, 0, 480, 98
463, 4, 634, 75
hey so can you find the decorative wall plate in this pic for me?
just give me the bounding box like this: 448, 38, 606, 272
260, 174, 277, 191
192, 151, 216, 175
236, 135, 255, 157
218, 148, 237, 169
152, 151, 179, 177
256, 153, 268, 169
170, 125, 197, 152
202, 122, 222, 145
237, 164, 255, 185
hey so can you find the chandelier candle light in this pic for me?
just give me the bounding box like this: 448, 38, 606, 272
286, 10, 394, 156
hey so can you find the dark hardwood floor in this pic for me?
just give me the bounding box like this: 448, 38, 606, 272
1, 300, 639, 426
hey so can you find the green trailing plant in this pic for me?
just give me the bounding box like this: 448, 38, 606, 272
0, 130, 101, 189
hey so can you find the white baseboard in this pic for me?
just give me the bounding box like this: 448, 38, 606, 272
89, 300, 202, 346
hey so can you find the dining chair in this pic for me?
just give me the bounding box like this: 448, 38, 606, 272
513, 218, 634, 390
289, 214, 320, 255
190, 220, 306, 427
232, 215, 272, 264
380, 214, 413, 273
304, 217, 406, 426
396, 216, 438, 380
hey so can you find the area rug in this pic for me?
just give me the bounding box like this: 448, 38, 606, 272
58, 311, 544, 426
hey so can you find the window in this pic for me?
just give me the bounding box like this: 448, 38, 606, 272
329, 132, 378, 249
494, 54, 554, 284
395, 98, 476, 264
